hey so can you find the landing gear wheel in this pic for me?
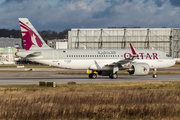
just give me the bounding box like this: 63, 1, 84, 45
89, 74, 97, 79
153, 74, 158, 78
109, 73, 118, 79
152, 69, 158, 78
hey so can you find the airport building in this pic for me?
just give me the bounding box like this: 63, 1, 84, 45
0, 37, 22, 49
0, 47, 19, 64
47, 39, 68, 49
0, 37, 22, 64
68, 28, 180, 58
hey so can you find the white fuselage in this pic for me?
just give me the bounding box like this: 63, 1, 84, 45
21, 49, 175, 70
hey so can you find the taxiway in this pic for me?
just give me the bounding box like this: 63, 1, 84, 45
0, 74, 180, 85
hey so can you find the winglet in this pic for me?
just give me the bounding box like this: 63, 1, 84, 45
130, 43, 137, 55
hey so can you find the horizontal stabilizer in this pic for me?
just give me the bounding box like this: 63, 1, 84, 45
25, 52, 42, 58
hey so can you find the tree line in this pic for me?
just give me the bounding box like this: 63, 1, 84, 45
0, 29, 70, 43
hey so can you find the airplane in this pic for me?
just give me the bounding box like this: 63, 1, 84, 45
16, 18, 176, 79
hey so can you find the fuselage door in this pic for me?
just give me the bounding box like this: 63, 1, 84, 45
52, 51, 59, 62
157, 51, 163, 62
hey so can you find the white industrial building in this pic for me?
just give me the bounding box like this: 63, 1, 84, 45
0, 37, 22, 48
68, 28, 180, 58
47, 39, 68, 49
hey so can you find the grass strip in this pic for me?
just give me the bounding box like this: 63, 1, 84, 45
1, 81, 180, 119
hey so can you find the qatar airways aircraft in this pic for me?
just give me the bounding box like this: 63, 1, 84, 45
16, 18, 175, 79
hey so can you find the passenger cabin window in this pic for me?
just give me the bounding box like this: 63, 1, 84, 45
166, 54, 171, 57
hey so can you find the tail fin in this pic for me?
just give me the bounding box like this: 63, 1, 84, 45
19, 18, 51, 50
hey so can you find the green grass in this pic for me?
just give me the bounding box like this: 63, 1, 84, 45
0, 64, 55, 68
0, 70, 56, 72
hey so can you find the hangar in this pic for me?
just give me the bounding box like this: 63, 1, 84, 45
68, 28, 180, 58
0, 37, 22, 64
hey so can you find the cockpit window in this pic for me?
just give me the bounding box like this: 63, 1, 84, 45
166, 54, 171, 57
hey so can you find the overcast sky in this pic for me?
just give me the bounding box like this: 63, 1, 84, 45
0, 0, 180, 32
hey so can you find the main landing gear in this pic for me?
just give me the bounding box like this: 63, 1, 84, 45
89, 73, 97, 79
109, 73, 118, 79
109, 67, 119, 79
152, 69, 158, 78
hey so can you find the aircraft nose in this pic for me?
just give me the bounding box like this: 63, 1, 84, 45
172, 59, 176, 66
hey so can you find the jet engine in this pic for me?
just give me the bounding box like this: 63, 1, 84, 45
127, 63, 150, 76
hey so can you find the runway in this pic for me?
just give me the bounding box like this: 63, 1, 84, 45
0, 74, 180, 85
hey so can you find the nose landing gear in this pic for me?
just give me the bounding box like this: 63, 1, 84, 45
152, 69, 158, 78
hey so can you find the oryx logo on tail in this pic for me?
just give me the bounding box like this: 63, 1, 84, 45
19, 21, 43, 50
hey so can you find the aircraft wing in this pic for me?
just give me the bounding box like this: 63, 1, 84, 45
107, 43, 139, 66
109, 54, 138, 66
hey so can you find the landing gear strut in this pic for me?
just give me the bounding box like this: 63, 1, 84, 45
152, 69, 158, 78
89, 73, 97, 79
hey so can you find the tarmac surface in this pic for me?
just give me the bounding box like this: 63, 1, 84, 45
0, 66, 179, 85
0, 66, 180, 71
0, 72, 179, 85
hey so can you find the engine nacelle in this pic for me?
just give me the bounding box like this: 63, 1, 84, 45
128, 63, 150, 76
